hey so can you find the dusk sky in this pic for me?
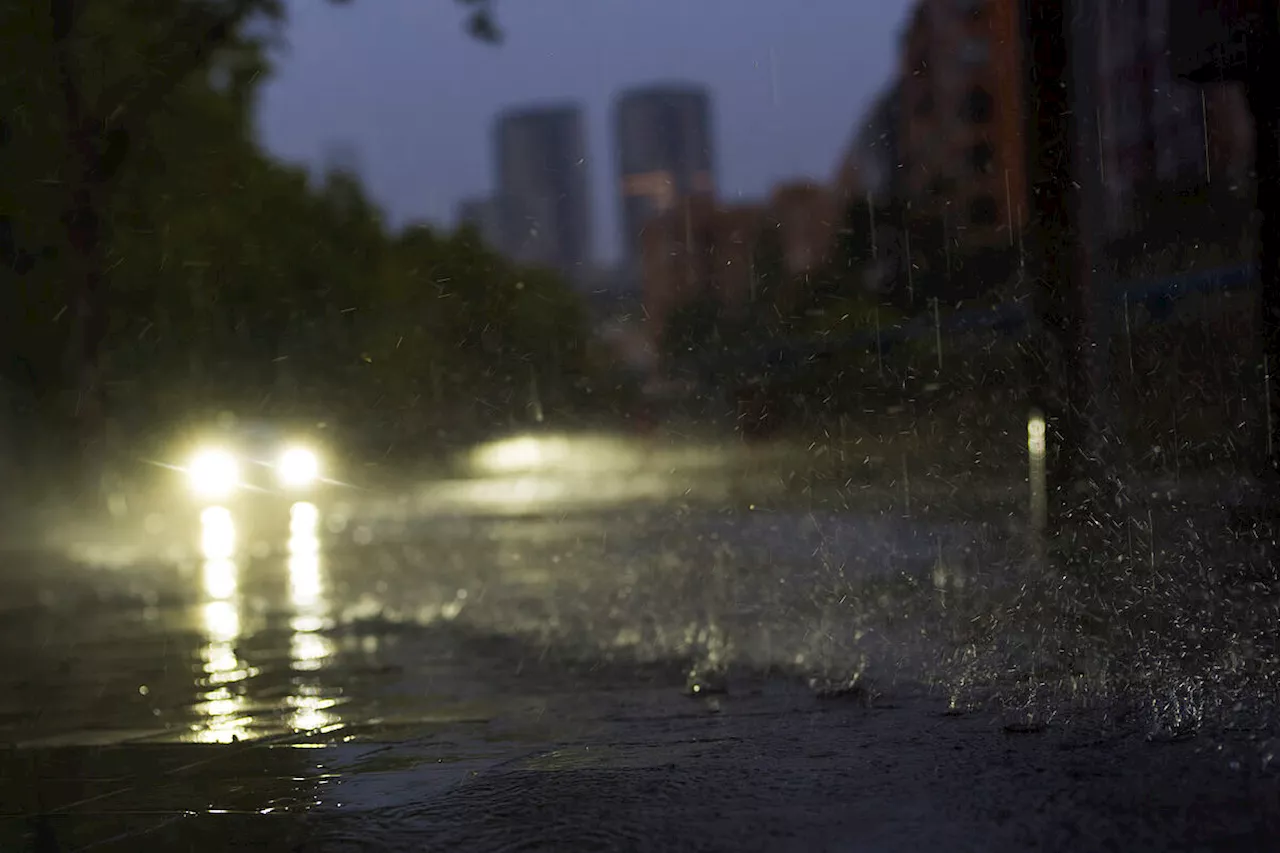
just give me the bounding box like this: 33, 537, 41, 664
256, 0, 916, 264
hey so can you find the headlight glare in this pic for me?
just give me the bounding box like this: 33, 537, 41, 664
188, 449, 240, 500
278, 446, 320, 488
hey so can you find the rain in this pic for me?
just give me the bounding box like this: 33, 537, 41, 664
1, 0, 1279, 850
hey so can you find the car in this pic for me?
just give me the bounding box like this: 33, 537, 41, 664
177, 420, 334, 512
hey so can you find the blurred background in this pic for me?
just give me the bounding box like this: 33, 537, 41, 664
2, 1, 1280, 846
0, 0, 1268, 507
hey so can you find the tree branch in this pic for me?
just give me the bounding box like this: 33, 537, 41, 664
49, 0, 87, 134
459, 0, 501, 43
102, 0, 273, 131
48, 0, 81, 41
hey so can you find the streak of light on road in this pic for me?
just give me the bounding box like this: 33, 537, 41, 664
195, 508, 251, 743
287, 501, 339, 733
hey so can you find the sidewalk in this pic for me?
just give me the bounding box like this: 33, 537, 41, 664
3, 668, 1276, 852
314, 678, 1279, 853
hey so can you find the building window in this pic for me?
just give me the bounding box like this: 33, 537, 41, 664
963, 86, 994, 123
969, 194, 998, 226
969, 141, 995, 175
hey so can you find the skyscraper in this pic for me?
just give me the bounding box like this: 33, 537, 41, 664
615, 84, 716, 272
492, 105, 592, 275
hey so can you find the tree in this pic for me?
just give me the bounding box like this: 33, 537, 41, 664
1021, 0, 1095, 530
3, 0, 607, 490
661, 290, 723, 373
2, 0, 501, 450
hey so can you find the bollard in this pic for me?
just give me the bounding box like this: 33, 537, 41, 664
1028, 409, 1048, 534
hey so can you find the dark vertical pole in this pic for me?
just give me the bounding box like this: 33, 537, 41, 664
1021, 0, 1092, 530
1244, 10, 1280, 497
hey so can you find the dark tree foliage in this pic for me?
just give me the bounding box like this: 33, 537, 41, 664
0, 0, 588, 464
662, 289, 723, 368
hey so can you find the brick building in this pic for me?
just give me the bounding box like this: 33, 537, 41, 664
897, 0, 1026, 249
859, 0, 1253, 269
639, 196, 762, 344
768, 182, 839, 279
639, 182, 838, 347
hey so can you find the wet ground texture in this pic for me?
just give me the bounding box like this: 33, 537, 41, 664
2, 435, 1278, 850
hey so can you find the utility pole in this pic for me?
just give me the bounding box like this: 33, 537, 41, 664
1020, 0, 1095, 531
1249, 20, 1280, 497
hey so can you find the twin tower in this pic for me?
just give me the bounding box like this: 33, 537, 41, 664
477, 84, 715, 282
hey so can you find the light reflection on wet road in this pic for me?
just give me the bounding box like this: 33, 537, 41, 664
1, 434, 1005, 750
3, 433, 1278, 850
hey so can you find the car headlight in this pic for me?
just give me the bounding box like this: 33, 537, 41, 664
188, 449, 240, 500
277, 446, 320, 489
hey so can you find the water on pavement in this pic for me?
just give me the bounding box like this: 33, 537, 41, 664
2, 432, 1278, 850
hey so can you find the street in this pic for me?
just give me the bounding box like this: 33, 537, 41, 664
2, 432, 1278, 851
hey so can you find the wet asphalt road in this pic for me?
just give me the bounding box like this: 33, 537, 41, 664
2, 434, 1279, 850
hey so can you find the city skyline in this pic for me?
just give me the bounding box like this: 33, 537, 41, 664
469, 83, 717, 282
256, 0, 916, 264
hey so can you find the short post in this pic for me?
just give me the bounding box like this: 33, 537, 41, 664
1028, 408, 1048, 534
